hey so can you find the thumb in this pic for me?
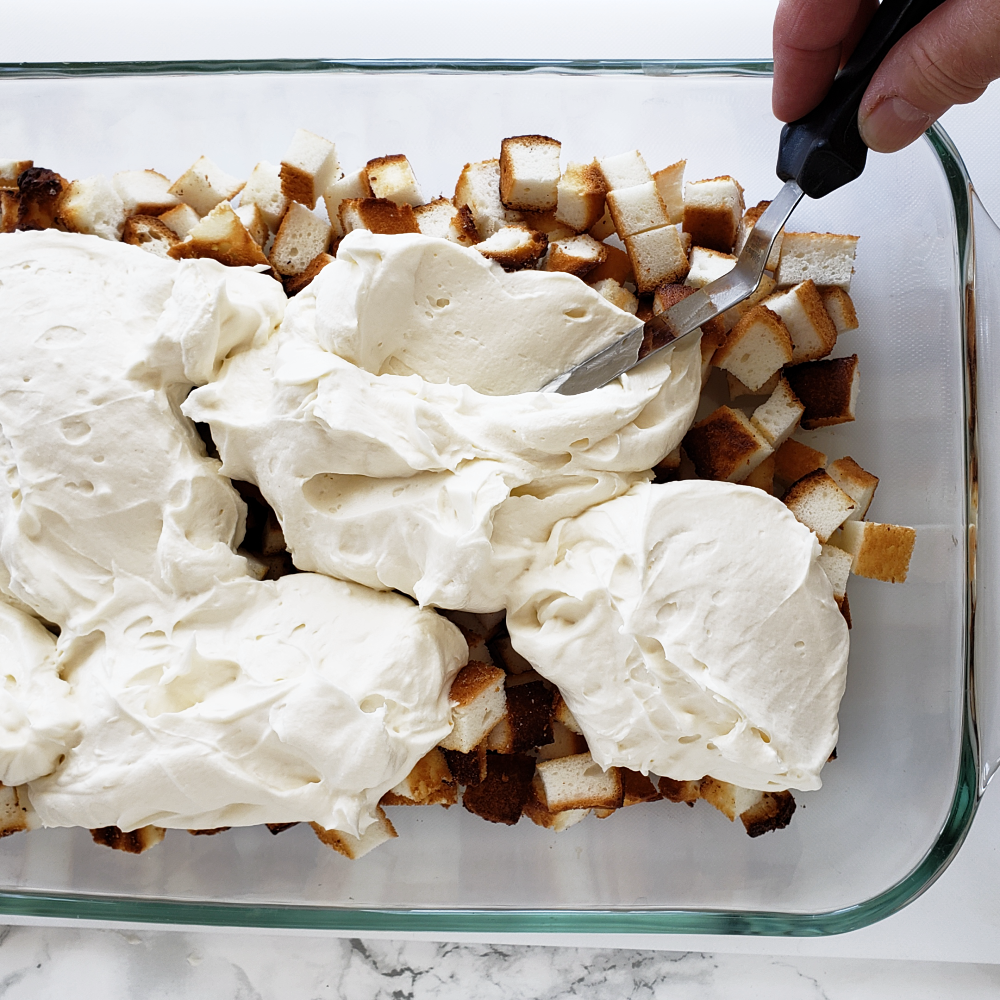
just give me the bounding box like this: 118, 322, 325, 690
859, 0, 1000, 153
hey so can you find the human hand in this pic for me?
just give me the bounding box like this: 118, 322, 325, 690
773, 0, 1000, 152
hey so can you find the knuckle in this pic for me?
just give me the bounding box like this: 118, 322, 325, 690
904, 35, 989, 106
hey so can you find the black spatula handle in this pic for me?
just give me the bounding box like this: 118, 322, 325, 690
776, 0, 949, 198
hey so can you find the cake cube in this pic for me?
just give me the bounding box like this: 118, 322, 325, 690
461, 753, 536, 825
169, 156, 244, 216
0, 160, 31, 189
624, 225, 689, 293
818, 543, 853, 603
741, 453, 775, 493
159, 203, 201, 239
554, 160, 608, 232
776, 231, 858, 290
658, 777, 701, 805
712, 305, 793, 391
340, 197, 419, 236
599, 149, 653, 190
826, 455, 879, 521
311, 808, 396, 859
235, 202, 268, 246
553, 692, 583, 735
112, 169, 179, 217
485, 681, 554, 754
522, 781, 591, 831
684, 246, 736, 289
499, 134, 561, 211
773, 438, 827, 485
535, 753, 623, 812
414, 197, 479, 246
542, 233, 607, 277
280, 129, 340, 209
536, 720, 590, 762
783, 469, 856, 542
729, 371, 780, 400
122, 215, 180, 258
269, 201, 332, 275
591, 278, 638, 314
455, 158, 521, 239
783, 354, 859, 429
588, 207, 616, 241
91, 825, 166, 854
683, 406, 774, 482
764, 279, 838, 363
284, 252, 335, 297
438, 662, 506, 754
476, 225, 548, 271
585, 244, 634, 286
719, 273, 777, 333
168, 202, 269, 268
751, 376, 805, 447
738, 790, 797, 837
323, 168, 372, 238
836, 520, 916, 583
364, 153, 423, 207
653, 159, 685, 225
380, 749, 456, 807
820, 286, 860, 335
240, 161, 288, 233
57, 175, 126, 241
683, 175, 745, 252
606, 181, 669, 238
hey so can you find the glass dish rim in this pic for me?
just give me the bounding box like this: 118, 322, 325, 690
0, 57, 978, 936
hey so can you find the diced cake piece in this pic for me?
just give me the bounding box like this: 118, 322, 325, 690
735, 200, 783, 272
535, 753, 623, 812
699, 778, 763, 822
519, 210, 575, 239
438, 661, 506, 753
485, 681, 554, 754
684, 246, 736, 289
598, 150, 653, 190
323, 168, 372, 238
620, 769, 661, 807
0, 785, 28, 838
499, 134, 561, 211
0, 159, 31, 189
774, 438, 827, 485
57, 175, 126, 241
159, 203, 201, 239
523, 781, 591, 831
739, 790, 796, 838
365, 154, 423, 207
441, 744, 488, 786
783, 354, 859, 429
284, 252, 334, 296
683, 175, 745, 252
836, 520, 916, 583
764, 279, 838, 363
552, 692, 583, 735
588, 207, 616, 241
820, 286, 859, 335
311, 807, 396, 859
476, 225, 548, 271
741, 453, 775, 493
487, 633, 533, 674
280, 129, 340, 209
826, 455, 879, 521
169, 156, 245, 216
241, 161, 288, 233
381, 749, 457, 806
414, 197, 479, 246
461, 753, 536, 825
235, 202, 268, 246
683, 406, 773, 483
651, 282, 724, 348
729, 371, 780, 400
91, 825, 166, 854
122, 215, 180, 258
776, 232, 859, 290
624, 225, 689, 294
784, 469, 856, 542
658, 776, 701, 805
536, 720, 590, 762
586, 244, 634, 286
591, 278, 638, 314
554, 160, 608, 232
653, 159, 685, 225
169, 202, 269, 268
12, 168, 66, 231
751, 376, 805, 448
113, 169, 179, 217
606, 181, 669, 238
818, 543, 853, 603
455, 158, 518, 239
712, 305, 793, 392
340, 197, 419, 236
0, 191, 18, 233
543, 233, 608, 277
268, 200, 333, 275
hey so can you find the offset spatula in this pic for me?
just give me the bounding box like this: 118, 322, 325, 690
542, 0, 948, 396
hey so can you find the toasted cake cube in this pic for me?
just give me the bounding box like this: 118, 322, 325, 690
606, 181, 669, 239
11, 167, 66, 231
776, 232, 858, 290
774, 438, 827, 485
169, 156, 244, 216
284, 252, 334, 296
536, 720, 590, 762
239, 161, 288, 233
381, 748, 457, 806
740, 790, 796, 837
499, 134, 561, 211
360, 153, 422, 207
441, 744, 488, 786
169, 202, 269, 268
741, 453, 775, 493
523, 780, 590, 831
620, 769, 662, 807
783, 354, 859, 429
122, 215, 180, 258
653, 159, 685, 225
552, 691, 583, 735
599, 150, 653, 190
784, 469, 856, 542
586, 244, 634, 286
267, 201, 332, 275
58, 175, 126, 240
476, 225, 548, 271
0, 785, 29, 838
311, 807, 396, 860
728, 371, 779, 400
519, 210, 576, 239
455, 158, 520, 239
820, 286, 860, 335
340, 197, 420, 236
653, 446, 683, 483
735, 200, 783, 272
91, 825, 166, 854
439, 661, 506, 753
683, 406, 773, 482
588, 207, 616, 241
827, 456, 879, 521
699, 778, 767, 823
818, 543, 853, 602
462, 753, 536, 825
751, 377, 805, 447
624, 226, 689, 294
235, 202, 268, 246
683, 175, 745, 252
280, 129, 340, 209
542, 233, 608, 277
837, 521, 916, 583
322, 168, 372, 238
535, 753, 623, 812
554, 160, 607, 232
0, 160, 31, 189
764, 279, 838, 363
651, 281, 725, 349
658, 776, 701, 805
0, 191, 18, 233
414, 197, 478, 246
112, 169, 179, 217
486, 681, 554, 753
684, 246, 737, 289
712, 305, 793, 392
487, 633, 533, 674
591, 278, 638, 314
160, 203, 201, 239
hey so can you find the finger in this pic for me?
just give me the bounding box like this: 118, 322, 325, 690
773, 0, 869, 121
859, 0, 1000, 152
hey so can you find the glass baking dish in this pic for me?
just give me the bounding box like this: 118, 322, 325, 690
0, 58, 995, 937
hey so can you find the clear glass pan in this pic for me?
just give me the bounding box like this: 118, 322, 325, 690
0, 59, 989, 936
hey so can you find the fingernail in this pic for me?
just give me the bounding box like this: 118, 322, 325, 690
858, 96, 933, 153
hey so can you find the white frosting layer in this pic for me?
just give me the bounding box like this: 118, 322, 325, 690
0, 231, 465, 833
506, 481, 849, 791
185, 233, 704, 611
318, 230, 640, 396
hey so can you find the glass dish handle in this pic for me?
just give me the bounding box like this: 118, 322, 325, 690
970, 190, 1000, 792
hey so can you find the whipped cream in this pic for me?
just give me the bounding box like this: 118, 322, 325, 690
0, 231, 465, 834
506, 481, 849, 791
185, 232, 704, 611
317, 230, 640, 396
